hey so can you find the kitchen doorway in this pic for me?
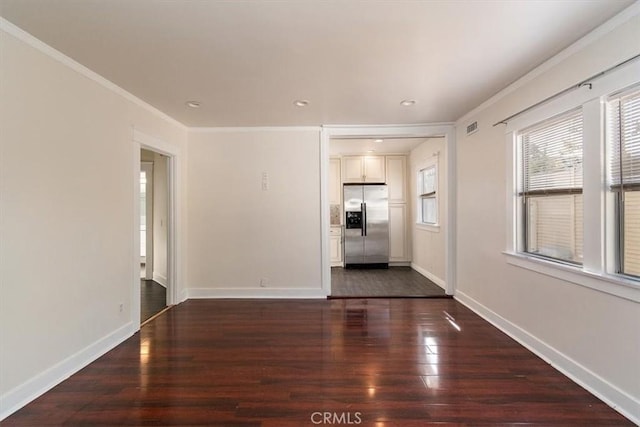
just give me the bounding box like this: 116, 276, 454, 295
321, 125, 457, 298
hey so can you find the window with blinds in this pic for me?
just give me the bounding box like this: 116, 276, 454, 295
519, 109, 583, 264
607, 86, 640, 277
418, 164, 437, 225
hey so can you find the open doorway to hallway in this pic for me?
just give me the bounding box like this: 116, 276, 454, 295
140, 148, 168, 322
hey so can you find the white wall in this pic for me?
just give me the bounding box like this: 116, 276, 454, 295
152, 152, 168, 286
410, 138, 446, 286
0, 24, 187, 417
455, 11, 640, 421
186, 129, 324, 297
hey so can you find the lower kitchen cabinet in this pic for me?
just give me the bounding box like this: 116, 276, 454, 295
389, 203, 409, 262
330, 226, 343, 266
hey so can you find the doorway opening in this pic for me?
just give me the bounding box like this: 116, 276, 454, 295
139, 148, 169, 323
321, 125, 457, 299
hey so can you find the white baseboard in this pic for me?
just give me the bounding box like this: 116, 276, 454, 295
0, 322, 134, 421
389, 261, 411, 267
187, 287, 328, 299
178, 288, 188, 303
152, 272, 167, 287
410, 263, 446, 289
455, 290, 639, 425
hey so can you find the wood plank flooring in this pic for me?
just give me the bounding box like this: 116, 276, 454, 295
3, 299, 632, 425
140, 279, 166, 323
331, 267, 447, 298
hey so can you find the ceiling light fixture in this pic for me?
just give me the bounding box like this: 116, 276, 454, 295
400, 99, 416, 106
294, 100, 309, 107
374, 139, 384, 143
186, 101, 201, 108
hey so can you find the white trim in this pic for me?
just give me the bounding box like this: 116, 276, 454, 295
581, 98, 606, 273
322, 124, 455, 138
411, 263, 446, 289
133, 129, 182, 328
455, 1, 640, 125
152, 272, 168, 288
134, 129, 182, 157
140, 162, 154, 281
189, 126, 322, 133
455, 291, 639, 425
415, 223, 440, 233
0, 322, 133, 421
504, 252, 640, 303
0, 18, 187, 131
320, 130, 332, 295
389, 261, 411, 267
131, 141, 142, 329
178, 289, 188, 303
187, 288, 328, 299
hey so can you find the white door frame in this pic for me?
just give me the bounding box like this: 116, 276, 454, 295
140, 161, 154, 280
132, 128, 182, 330
320, 124, 457, 296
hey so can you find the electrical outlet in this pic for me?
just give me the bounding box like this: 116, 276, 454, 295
259, 278, 269, 287
119, 303, 124, 312
261, 172, 269, 191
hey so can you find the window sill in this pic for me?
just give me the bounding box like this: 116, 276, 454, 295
503, 252, 640, 303
416, 223, 440, 232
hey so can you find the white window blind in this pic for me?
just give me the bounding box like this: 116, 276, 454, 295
418, 164, 437, 225
608, 88, 640, 187
608, 87, 640, 276
520, 109, 583, 264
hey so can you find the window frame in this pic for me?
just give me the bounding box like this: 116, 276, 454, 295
606, 85, 640, 280
517, 108, 584, 266
417, 159, 439, 227
503, 59, 640, 303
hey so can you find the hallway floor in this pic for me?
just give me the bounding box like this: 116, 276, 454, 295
331, 266, 448, 298
141, 279, 166, 323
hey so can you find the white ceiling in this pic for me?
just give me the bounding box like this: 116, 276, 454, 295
330, 138, 430, 156
0, 0, 634, 127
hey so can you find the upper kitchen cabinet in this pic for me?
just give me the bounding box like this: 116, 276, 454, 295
386, 156, 407, 203
329, 158, 341, 205
342, 155, 386, 183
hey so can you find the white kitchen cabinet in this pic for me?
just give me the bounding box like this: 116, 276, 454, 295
342, 155, 386, 183
389, 204, 408, 262
330, 226, 343, 266
329, 158, 341, 205
386, 155, 407, 203
363, 156, 385, 182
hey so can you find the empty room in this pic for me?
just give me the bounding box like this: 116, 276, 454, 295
1, 1, 639, 425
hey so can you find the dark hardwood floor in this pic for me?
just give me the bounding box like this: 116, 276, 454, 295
140, 279, 166, 323
3, 299, 632, 426
331, 267, 448, 298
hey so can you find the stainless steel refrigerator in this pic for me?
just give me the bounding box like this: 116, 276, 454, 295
343, 184, 389, 267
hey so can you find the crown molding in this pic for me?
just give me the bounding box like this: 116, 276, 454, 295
0, 17, 188, 131
455, 1, 640, 125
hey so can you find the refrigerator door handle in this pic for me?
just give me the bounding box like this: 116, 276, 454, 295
362, 202, 367, 236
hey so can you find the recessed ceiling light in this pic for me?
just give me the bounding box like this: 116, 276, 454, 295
374, 139, 384, 143
186, 101, 201, 108
294, 100, 309, 107
400, 99, 416, 106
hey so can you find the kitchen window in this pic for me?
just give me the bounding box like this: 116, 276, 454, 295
418, 162, 438, 225
518, 109, 584, 264
607, 85, 640, 278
